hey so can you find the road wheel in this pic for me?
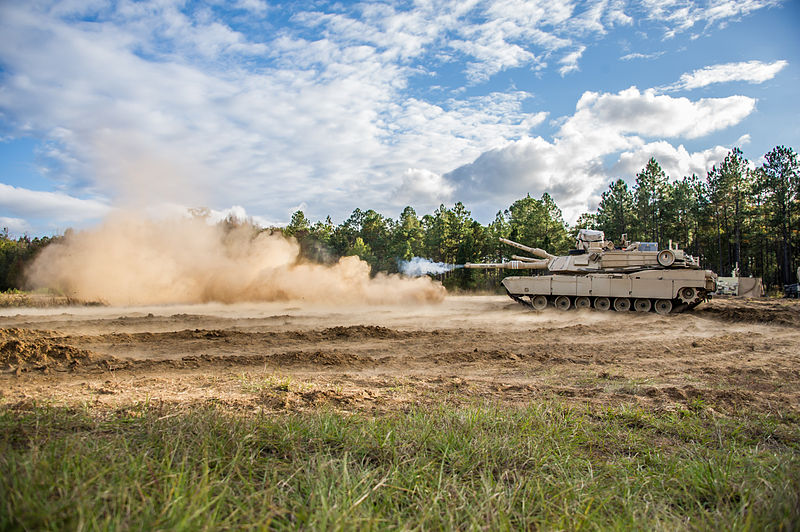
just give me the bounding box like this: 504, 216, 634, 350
554, 296, 571, 310
613, 297, 631, 312
633, 298, 652, 312
531, 295, 548, 310
654, 299, 673, 315
574, 296, 591, 310
657, 249, 675, 267
594, 297, 611, 311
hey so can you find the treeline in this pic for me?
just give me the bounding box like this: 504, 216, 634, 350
2, 145, 797, 293
282, 144, 799, 290
282, 193, 573, 290
584, 145, 799, 287
0, 230, 58, 292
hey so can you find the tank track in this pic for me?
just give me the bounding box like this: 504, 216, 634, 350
508, 293, 533, 309
509, 292, 709, 314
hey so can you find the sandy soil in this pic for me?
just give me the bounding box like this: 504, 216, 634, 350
2, 295, 799, 414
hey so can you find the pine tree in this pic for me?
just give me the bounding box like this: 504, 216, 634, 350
596, 179, 634, 241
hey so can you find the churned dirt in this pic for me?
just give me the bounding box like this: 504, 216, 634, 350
1, 296, 798, 414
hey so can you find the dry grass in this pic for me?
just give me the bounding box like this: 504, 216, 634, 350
0, 291, 105, 308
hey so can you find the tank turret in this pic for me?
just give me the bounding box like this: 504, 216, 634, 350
468, 230, 700, 274
465, 230, 717, 314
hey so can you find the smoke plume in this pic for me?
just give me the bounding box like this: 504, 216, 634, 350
27, 214, 446, 306
399, 257, 462, 276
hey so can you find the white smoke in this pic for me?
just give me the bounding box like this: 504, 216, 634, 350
399, 257, 462, 276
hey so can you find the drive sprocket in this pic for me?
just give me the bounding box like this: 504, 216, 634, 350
678, 286, 700, 304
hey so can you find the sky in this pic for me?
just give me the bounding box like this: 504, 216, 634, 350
1, 0, 798, 236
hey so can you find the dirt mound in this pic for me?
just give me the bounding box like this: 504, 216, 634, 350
286, 325, 404, 341
81, 326, 407, 347
323, 325, 401, 338
270, 350, 373, 366
697, 298, 800, 326
121, 350, 376, 371
0, 328, 101, 372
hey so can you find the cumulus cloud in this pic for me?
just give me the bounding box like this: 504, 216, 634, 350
441, 86, 756, 222
612, 142, 732, 180
664, 60, 788, 91
565, 87, 755, 139
393, 169, 455, 209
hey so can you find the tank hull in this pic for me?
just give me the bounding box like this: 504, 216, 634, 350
502, 269, 716, 313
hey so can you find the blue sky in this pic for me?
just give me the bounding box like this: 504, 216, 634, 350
1, 0, 797, 236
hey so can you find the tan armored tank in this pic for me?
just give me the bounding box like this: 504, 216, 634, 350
465, 229, 717, 314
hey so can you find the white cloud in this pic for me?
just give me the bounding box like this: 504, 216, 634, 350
612, 141, 732, 180
0, 217, 32, 236
620, 51, 665, 61
664, 60, 788, 91
605, 0, 634, 26
0, 183, 111, 222
558, 46, 586, 76
394, 169, 455, 209
563, 87, 755, 140
641, 0, 780, 38
234, 0, 268, 15
441, 86, 755, 222
206, 205, 279, 228
448, 0, 628, 81
452, 38, 539, 83
568, 0, 632, 35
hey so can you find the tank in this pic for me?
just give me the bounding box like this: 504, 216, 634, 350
465, 229, 717, 314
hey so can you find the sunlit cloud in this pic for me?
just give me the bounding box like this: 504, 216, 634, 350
663, 59, 788, 91
441, 86, 756, 221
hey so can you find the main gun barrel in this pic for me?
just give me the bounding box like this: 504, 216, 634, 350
464, 261, 548, 270
499, 238, 554, 260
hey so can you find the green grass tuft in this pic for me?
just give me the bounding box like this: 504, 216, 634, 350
1, 401, 798, 530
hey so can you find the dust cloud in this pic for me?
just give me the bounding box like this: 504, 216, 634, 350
26, 214, 445, 306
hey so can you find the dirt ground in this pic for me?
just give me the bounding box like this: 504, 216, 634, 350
2, 295, 799, 414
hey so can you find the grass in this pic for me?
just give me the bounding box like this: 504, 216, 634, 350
0, 400, 798, 530
0, 289, 105, 308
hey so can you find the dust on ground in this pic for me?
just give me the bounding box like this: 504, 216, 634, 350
1, 296, 798, 415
